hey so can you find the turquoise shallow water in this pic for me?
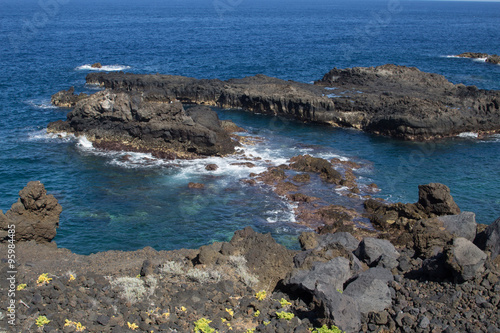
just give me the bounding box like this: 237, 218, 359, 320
1, 0, 499, 254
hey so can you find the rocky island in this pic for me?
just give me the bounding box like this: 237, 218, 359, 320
49, 64, 500, 142
456, 52, 500, 65
1, 180, 499, 333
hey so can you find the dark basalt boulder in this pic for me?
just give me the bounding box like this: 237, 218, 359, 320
48, 90, 236, 158
417, 183, 460, 216
476, 216, 500, 259
51, 86, 88, 108
0, 181, 62, 243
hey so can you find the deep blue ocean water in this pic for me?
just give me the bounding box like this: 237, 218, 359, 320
1, 0, 499, 254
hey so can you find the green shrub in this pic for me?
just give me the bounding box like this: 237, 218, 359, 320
194, 318, 216, 333
312, 324, 345, 333
276, 311, 294, 320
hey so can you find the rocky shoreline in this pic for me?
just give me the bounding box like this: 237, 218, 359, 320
1, 181, 499, 333
50, 64, 500, 141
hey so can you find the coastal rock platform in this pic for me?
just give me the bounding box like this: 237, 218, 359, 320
80, 64, 500, 141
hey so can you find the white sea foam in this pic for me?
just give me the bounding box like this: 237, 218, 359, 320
324, 87, 337, 91
76, 136, 94, 150
327, 93, 341, 98
25, 99, 58, 109
108, 152, 169, 169
265, 201, 297, 224
457, 132, 479, 138
75, 64, 131, 71
335, 186, 350, 192
27, 130, 75, 143
445, 55, 489, 63
315, 152, 349, 161
472, 57, 487, 63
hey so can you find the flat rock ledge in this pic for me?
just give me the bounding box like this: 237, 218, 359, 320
79, 64, 500, 141
1, 182, 500, 333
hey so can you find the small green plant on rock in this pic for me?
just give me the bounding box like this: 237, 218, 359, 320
311, 324, 345, 333
276, 311, 295, 320
36, 273, 52, 286
194, 318, 216, 333
35, 315, 50, 328
279, 298, 292, 307
255, 290, 267, 301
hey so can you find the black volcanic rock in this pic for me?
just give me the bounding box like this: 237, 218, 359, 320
51, 86, 88, 108
48, 90, 236, 158
85, 65, 500, 140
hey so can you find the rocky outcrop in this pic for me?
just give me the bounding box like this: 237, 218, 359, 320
365, 182, 460, 230
0, 181, 62, 243
50, 86, 88, 108
457, 52, 500, 65
85, 64, 500, 140
228, 227, 296, 291
417, 183, 460, 216
48, 90, 236, 158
